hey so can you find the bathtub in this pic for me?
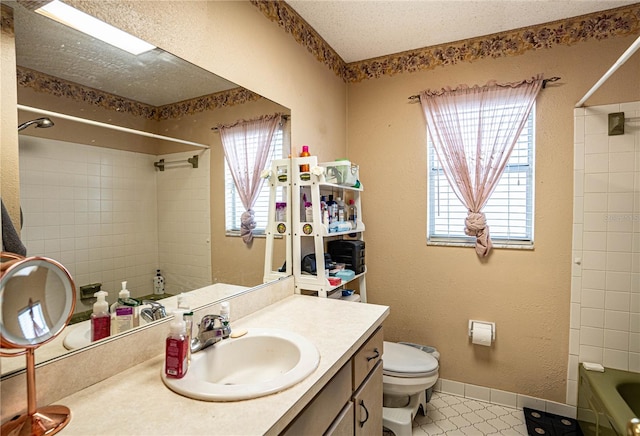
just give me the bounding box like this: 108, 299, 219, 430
577, 364, 640, 436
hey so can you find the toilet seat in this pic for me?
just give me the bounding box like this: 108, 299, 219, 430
382, 341, 438, 378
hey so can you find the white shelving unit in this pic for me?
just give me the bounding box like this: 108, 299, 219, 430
263, 158, 292, 283
290, 156, 367, 301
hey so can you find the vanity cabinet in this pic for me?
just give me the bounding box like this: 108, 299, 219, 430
282, 327, 383, 435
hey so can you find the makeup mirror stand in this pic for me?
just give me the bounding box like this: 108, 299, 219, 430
0, 348, 71, 436
1, 255, 76, 435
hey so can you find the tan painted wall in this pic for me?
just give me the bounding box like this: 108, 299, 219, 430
346, 35, 640, 402
69, 0, 347, 162
1, 5, 20, 228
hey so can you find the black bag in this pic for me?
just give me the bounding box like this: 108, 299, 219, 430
302, 253, 334, 274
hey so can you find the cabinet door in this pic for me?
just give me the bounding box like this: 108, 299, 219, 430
324, 402, 354, 436
353, 361, 383, 436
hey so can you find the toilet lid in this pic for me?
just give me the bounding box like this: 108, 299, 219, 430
383, 341, 439, 377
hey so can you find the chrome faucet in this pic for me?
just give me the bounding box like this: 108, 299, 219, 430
191, 314, 231, 353
140, 300, 167, 323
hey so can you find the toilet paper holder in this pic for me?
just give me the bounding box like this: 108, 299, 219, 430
468, 320, 495, 341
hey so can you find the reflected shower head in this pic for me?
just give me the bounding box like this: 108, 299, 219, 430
18, 117, 55, 132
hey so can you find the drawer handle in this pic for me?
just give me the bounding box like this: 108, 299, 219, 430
359, 400, 369, 428
366, 348, 380, 362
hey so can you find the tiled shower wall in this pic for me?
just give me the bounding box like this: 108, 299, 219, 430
19, 137, 211, 311
569, 101, 640, 404
156, 150, 212, 294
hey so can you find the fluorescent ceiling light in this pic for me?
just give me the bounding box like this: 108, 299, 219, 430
35, 0, 156, 55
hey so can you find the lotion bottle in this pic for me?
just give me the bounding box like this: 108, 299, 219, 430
299, 145, 311, 172
111, 281, 139, 334
165, 312, 188, 379
91, 290, 110, 342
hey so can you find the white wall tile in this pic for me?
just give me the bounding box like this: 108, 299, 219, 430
603, 348, 628, 370
583, 213, 607, 232
609, 172, 635, 193
580, 308, 604, 328
517, 394, 546, 411
579, 326, 603, 346
581, 289, 604, 308
604, 330, 629, 351
583, 232, 607, 251
566, 380, 578, 407
464, 384, 490, 402
582, 269, 605, 289
490, 389, 517, 408
609, 152, 636, 173
606, 252, 632, 272
569, 328, 580, 355
584, 173, 609, 193
583, 193, 608, 212
585, 153, 609, 173
440, 379, 465, 396
545, 401, 576, 419
629, 352, 640, 372
605, 291, 630, 311
582, 251, 607, 270
569, 102, 640, 406
605, 310, 630, 331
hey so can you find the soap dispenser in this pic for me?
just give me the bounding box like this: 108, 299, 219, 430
111, 281, 139, 334
91, 290, 110, 342
165, 311, 188, 379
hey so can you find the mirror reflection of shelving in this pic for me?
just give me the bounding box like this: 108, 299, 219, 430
289, 156, 367, 301
264, 159, 292, 282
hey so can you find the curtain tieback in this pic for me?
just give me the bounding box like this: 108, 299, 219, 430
465, 211, 492, 257
241, 209, 257, 244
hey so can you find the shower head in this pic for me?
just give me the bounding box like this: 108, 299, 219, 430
18, 117, 55, 132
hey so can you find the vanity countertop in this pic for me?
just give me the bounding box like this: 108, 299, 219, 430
58, 295, 389, 435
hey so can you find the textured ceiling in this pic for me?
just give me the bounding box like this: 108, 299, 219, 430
287, 0, 639, 63
12, 2, 239, 106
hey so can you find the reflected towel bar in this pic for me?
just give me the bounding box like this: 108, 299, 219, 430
154, 155, 199, 171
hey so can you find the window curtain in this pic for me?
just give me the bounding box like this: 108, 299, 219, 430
420, 75, 543, 257
218, 114, 281, 244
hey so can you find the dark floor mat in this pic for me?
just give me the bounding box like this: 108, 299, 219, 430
523, 407, 583, 436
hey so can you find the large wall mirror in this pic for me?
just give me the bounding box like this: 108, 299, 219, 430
2, 1, 291, 376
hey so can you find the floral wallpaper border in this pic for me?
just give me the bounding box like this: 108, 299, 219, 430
17, 66, 263, 120
253, 1, 640, 83
1, 4, 14, 36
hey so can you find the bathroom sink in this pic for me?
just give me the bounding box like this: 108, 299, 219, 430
161, 328, 320, 401
63, 322, 91, 350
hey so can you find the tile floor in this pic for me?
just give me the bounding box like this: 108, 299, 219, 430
384, 391, 529, 435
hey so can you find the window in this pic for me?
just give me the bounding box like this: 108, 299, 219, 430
427, 109, 535, 246
224, 127, 284, 235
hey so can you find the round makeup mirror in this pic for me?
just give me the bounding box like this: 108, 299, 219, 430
1, 253, 76, 435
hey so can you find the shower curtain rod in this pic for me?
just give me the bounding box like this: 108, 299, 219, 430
17, 104, 210, 149
575, 34, 640, 108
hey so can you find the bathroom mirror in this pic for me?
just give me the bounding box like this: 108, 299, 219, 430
2, 2, 290, 376
0, 254, 76, 435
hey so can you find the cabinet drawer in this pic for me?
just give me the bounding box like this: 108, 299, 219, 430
352, 326, 383, 389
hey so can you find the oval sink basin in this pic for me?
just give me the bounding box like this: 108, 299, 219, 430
161, 328, 320, 401
63, 323, 91, 350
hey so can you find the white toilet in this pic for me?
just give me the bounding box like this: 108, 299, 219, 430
382, 341, 439, 436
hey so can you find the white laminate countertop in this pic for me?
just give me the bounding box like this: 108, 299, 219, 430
57, 295, 389, 435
